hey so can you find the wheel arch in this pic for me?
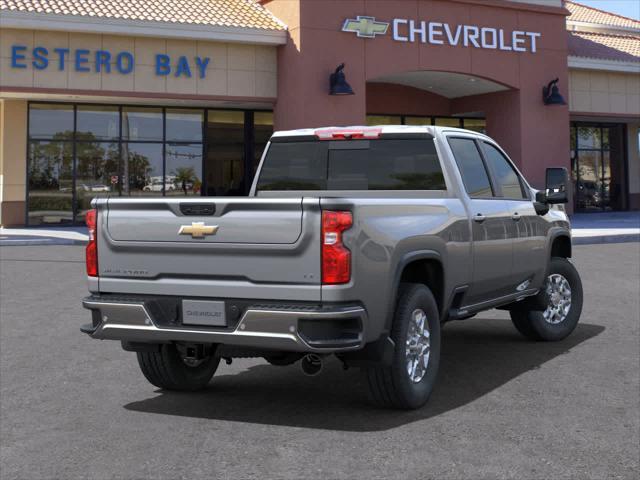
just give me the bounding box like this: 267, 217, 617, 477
386, 250, 445, 330
550, 233, 572, 259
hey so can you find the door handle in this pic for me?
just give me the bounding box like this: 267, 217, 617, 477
473, 213, 486, 223
512, 212, 522, 221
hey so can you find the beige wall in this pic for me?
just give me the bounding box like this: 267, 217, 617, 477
569, 69, 640, 116
0, 29, 277, 99
0, 99, 27, 226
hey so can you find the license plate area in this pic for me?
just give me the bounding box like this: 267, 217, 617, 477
182, 300, 227, 327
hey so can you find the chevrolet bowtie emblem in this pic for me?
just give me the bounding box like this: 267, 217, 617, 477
178, 222, 219, 238
342, 16, 389, 38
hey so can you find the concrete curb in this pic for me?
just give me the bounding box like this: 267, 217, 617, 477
573, 234, 640, 245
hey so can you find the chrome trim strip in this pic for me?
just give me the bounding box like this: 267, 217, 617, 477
82, 300, 366, 353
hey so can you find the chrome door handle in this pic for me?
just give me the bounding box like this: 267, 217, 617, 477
474, 213, 486, 223
512, 212, 522, 221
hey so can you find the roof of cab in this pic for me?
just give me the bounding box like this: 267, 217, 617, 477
270, 125, 491, 140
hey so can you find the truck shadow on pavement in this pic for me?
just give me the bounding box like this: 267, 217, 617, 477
124, 319, 604, 432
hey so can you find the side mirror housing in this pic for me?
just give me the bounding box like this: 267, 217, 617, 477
543, 167, 569, 204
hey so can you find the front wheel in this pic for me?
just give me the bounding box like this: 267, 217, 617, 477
137, 344, 220, 391
511, 257, 583, 341
365, 283, 441, 410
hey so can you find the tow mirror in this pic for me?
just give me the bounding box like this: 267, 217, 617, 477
542, 167, 569, 204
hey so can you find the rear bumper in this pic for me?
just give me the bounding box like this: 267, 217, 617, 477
81, 295, 367, 353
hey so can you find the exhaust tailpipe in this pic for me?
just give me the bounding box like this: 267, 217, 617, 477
300, 354, 323, 376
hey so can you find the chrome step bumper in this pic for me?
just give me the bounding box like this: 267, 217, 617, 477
82, 298, 366, 353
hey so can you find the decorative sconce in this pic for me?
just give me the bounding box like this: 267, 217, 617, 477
543, 78, 567, 106
329, 63, 354, 95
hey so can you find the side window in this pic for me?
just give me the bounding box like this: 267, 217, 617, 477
448, 138, 493, 198
482, 142, 527, 199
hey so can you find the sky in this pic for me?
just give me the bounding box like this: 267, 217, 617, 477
576, 0, 640, 20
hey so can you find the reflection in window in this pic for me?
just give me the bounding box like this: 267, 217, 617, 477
28, 141, 74, 225
462, 118, 486, 134
166, 109, 203, 142
482, 143, 525, 199
404, 117, 432, 126
366, 115, 402, 126
448, 138, 493, 198
122, 143, 164, 196
122, 107, 163, 141
76, 106, 119, 140
206, 110, 245, 196
29, 104, 74, 140
166, 144, 203, 196
254, 111, 273, 171
435, 118, 462, 128
76, 142, 120, 218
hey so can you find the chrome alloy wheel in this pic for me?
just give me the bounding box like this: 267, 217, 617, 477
406, 308, 431, 383
543, 273, 572, 325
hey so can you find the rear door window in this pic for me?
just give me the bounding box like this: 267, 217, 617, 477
448, 137, 494, 198
257, 139, 446, 191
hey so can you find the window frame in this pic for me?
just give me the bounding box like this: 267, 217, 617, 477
25, 101, 273, 225
446, 135, 498, 200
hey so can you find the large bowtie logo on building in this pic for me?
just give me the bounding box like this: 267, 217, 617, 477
342, 16, 389, 38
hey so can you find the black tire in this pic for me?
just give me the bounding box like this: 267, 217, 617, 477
137, 344, 220, 391
365, 283, 441, 410
511, 257, 583, 341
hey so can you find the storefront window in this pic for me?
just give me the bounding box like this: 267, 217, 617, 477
123, 143, 164, 196
254, 111, 274, 171
434, 117, 462, 128
27, 140, 74, 225
26, 103, 271, 224
166, 109, 203, 143
205, 110, 245, 196
404, 117, 432, 126
122, 107, 163, 141
76, 141, 120, 220
166, 144, 203, 196
76, 106, 119, 141
367, 115, 402, 126
29, 104, 74, 141
462, 118, 486, 134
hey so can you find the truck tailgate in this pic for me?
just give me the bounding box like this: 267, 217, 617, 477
95, 197, 322, 301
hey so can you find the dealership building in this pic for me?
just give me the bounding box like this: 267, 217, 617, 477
0, 0, 638, 226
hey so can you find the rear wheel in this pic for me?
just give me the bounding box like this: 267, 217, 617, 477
511, 257, 583, 341
365, 283, 441, 409
137, 344, 220, 391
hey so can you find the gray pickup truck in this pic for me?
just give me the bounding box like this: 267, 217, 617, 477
81, 125, 582, 409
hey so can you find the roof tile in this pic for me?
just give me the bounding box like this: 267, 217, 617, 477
0, 0, 286, 30
566, 1, 640, 30
568, 30, 640, 62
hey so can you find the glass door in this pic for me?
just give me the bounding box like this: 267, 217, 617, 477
571, 123, 627, 212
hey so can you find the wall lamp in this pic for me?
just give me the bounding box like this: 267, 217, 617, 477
329, 63, 354, 95
543, 78, 567, 106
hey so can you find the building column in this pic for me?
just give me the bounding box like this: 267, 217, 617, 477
0, 99, 28, 227
627, 122, 640, 210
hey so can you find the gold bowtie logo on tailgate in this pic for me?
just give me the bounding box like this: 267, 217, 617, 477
178, 222, 219, 238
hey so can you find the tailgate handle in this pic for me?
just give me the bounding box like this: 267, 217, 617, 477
180, 204, 215, 216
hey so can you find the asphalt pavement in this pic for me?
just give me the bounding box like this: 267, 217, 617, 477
0, 243, 638, 479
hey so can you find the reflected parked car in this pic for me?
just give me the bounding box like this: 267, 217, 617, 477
143, 179, 175, 192
79, 184, 111, 193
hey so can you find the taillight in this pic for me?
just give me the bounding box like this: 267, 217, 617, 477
85, 209, 98, 277
322, 210, 353, 285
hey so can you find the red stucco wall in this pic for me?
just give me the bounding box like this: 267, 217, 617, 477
264, 0, 571, 189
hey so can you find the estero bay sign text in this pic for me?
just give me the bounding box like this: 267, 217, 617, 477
9, 45, 211, 78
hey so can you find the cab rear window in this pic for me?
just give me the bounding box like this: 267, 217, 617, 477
256, 139, 446, 191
